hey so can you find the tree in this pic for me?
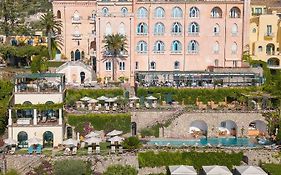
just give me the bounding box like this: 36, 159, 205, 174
30, 55, 48, 73
102, 34, 127, 81
40, 11, 62, 60
103, 165, 137, 175
54, 159, 91, 175
122, 136, 142, 150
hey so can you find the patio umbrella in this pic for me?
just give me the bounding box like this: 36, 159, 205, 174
88, 98, 98, 103
129, 96, 140, 100
62, 139, 78, 147
108, 136, 124, 144
106, 130, 123, 137
85, 131, 100, 138
80, 96, 92, 102
4, 138, 17, 145
146, 95, 157, 100
84, 137, 102, 145
97, 96, 108, 101
27, 137, 42, 145
105, 98, 117, 103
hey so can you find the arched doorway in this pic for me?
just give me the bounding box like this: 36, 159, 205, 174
248, 120, 267, 136
18, 131, 28, 148
131, 122, 137, 136
267, 57, 280, 67
219, 120, 237, 136
67, 127, 73, 139
266, 43, 275, 55
75, 49, 81, 61
189, 120, 208, 137
43, 131, 54, 147
80, 72, 85, 84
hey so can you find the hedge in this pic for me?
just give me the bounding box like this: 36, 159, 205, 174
67, 113, 131, 133
262, 164, 281, 175
65, 88, 124, 106
137, 87, 258, 105
138, 151, 243, 170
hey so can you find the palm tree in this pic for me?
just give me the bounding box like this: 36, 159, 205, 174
40, 11, 62, 60
102, 34, 127, 81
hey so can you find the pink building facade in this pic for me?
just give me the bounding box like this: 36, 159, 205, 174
52, 0, 250, 84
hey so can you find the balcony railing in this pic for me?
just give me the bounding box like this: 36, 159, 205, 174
103, 50, 128, 57
264, 33, 274, 40
72, 34, 82, 40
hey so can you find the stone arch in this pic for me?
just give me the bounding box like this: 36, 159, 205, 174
219, 120, 237, 136
18, 131, 28, 148
43, 131, 54, 147
248, 120, 267, 136
189, 120, 208, 136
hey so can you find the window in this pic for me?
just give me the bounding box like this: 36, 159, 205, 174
137, 22, 148, 35
154, 41, 165, 53
174, 61, 180, 70
102, 7, 109, 16
71, 51, 74, 60
172, 22, 182, 34
188, 22, 199, 35
73, 26, 81, 37
231, 42, 238, 54
137, 41, 148, 53
188, 40, 199, 54
252, 28, 256, 33
215, 59, 219, 67
254, 8, 262, 15
258, 46, 262, 52
119, 61, 125, 71
105, 22, 112, 35
231, 23, 238, 36
118, 23, 125, 35
105, 61, 112, 71
172, 7, 182, 18
57, 10, 61, 19
81, 51, 85, 59
137, 7, 148, 18
233, 60, 238, 67
230, 7, 241, 18
150, 61, 156, 70
154, 22, 165, 35
121, 7, 128, 16
135, 62, 139, 70
171, 40, 182, 53
155, 7, 165, 18
189, 7, 199, 18
73, 11, 80, 21
211, 7, 222, 18
213, 41, 219, 54
266, 25, 272, 36
213, 24, 220, 35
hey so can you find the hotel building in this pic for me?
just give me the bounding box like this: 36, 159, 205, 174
52, 0, 251, 83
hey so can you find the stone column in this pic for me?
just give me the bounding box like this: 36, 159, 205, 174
8, 109, 12, 126
33, 109, 37, 125
59, 108, 63, 125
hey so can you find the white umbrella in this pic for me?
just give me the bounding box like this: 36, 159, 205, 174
108, 136, 124, 143
84, 137, 102, 145
85, 131, 100, 138
97, 96, 108, 101
88, 98, 98, 103
27, 137, 42, 145
105, 98, 117, 103
80, 96, 92, 102
63, 139, 78, 147
4, 138, 17, 145
146, 95, 157, 100
129, 96, 140, 100
106, 130, 123, 137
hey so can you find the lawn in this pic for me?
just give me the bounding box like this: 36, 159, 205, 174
262, 164, 281, 175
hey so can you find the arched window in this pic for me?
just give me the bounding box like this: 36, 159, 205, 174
211, 7, 222, 18
119, 61, 125, 71
57, 10, 61, 19
174, 61, 180, 70
73, 11, 80, 21
231, 42, 238, 54
137, 22, 148, 35
230, 7, 241, 18
155, 7, 165, 18
150, 61, 156, 70
258, 46, 263, 52
172, 7, 183, 18
266, 43, 275, 55
75, 49, 81, 61
18, 131, 28, 148
118, 22, 125, 35
213, 41, 219, 54
171, 40, 182, 53
105, 61, 112, 71
154, 22, 165, 35
189, 7, 199, 18
73, 26, 80, 37
137, 41, 148, 53
154, 41, 165, 52
188, 22, 199, 35
214, 59, 219, 66
71, 51, 74, 60
231, 23, 238, 36
137, 7, 148, 18
172, 22, 182, 34
188, 40, 199, 54
105, 22, 112, 35
102, 7, 109, 16
213, 23, 220, 35
121, 7, 128, 16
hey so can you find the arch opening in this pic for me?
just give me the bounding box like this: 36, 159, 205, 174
248, 120, 267, 137
219, 120, 237, 137
18, 131, 28, 148
189, 120, 208, 137
43, 131, 54, 147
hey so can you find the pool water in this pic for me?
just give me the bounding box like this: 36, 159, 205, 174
147, 137, 258, 147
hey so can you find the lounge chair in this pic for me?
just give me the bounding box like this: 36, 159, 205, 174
41, 116, 47, 123
118, 146, 123, 153
88, 147, 92, 155
28, 146, 33, 154
95, 146, 100, 154
72, 147, 77, 155
145, 102, 150, 108
64, 147, 71, 155
36, 145, 42, 154
111, 145, 115, 153
10, 147, 16, 154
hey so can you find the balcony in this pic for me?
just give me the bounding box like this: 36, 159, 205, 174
72, 33, 82, 40
264, 33, 274, 40
103, 50, 128, 57
72, 17, 81, 24
88, 16, 96, 24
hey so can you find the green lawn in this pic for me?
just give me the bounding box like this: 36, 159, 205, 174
262, 164, 281, 175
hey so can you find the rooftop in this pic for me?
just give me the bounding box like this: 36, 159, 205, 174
15, 73, 64, 79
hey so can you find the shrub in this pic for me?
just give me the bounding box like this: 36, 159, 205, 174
262, 164, 281, 175
26, 161, 53, 175
67, 113, 131, 133
53, 159, 91, 175
123, 136, 142, 150
103, 165, 137, 175
140, 124, 160, 137
1, 169, 20, 175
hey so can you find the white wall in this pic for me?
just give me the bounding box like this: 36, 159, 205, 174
14, 93, 64, 104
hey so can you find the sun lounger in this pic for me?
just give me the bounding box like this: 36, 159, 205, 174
111, 145, 115, 153
118, 146, 123, 153
28, 146, 33, 154
36, 145, 42, 154
10, 147, 16, 154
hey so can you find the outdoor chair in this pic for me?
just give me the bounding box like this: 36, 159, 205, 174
28, 146, 33, 154
136, 103, 140, 109
95, 105, 99, 111
118, 146, 123, 153
64, 147, 71, 155
36, 145, 42, 154
145, 102, 150, 108
9, 147, 16, 154
106, 106, 110, 111
95, 146, 100, 154
72, 147, 77, 155
87, 146, 93, 155
42, 116, 47, 123
111, 145, 116, 153
129, 103, 133, 108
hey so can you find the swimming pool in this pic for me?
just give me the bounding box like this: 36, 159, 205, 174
147, 137, 258, 147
